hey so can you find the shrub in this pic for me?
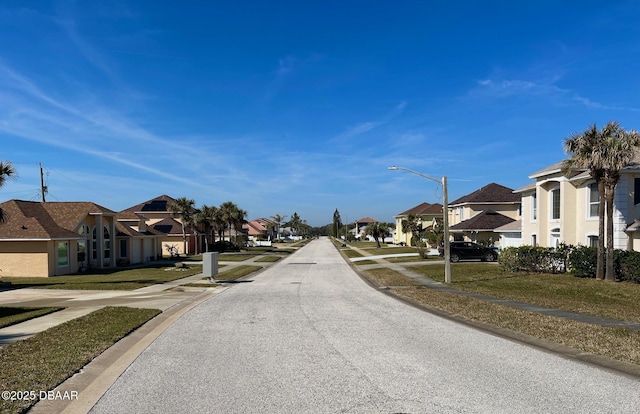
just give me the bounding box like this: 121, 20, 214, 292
568, 245, 597, 278
618, 250, 640, 283
498, 245, 572, 274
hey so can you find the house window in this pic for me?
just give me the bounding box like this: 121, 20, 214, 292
104, 227, 111, 259
550, 228, 560, 248
531, 193, 537, 221
531, 234, 537, 246
588, 183, 599, 218
78, 225, 89, 263
92, 227, 97, 260
57, 242, 69, 267
551, 187, 560, 220
120, 239, 128, 258
588, 235, 598, 248
635, 178, 640, 205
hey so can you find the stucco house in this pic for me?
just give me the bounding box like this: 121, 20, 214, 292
392, 202, 444, 246
448, 183, 521, 245
0, 200, 121, 277
516, 154, 640, 250
118, 195, 196, 256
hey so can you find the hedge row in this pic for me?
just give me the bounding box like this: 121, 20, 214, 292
498, 245, 640, 283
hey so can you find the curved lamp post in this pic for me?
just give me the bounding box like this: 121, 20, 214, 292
388, 166, 451, 283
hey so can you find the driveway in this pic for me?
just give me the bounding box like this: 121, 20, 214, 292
83, 237, 640, 413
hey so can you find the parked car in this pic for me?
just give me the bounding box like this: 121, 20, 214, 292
439, 241, 498, 262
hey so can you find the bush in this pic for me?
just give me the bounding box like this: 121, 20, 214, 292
498, 245, 571, 274
568, 245, 597, 278
618, 250, 640, 283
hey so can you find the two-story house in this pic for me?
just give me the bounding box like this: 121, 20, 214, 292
448, 183, 521, 246
392, 202, 443, 246
516, 155, 640, 250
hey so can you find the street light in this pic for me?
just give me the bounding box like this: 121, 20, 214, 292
388, 166, 451, 283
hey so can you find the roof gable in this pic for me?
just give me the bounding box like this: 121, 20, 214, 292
396, 202, 443, 216
449, 183, 519, 205
450, 210, 516, 232
120, 195, 176, 215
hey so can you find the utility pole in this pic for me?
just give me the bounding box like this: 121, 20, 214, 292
39, 163, 48, 202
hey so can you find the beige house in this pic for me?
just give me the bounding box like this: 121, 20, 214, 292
516, 155, 640, 250
448, 183, 521, 245
392, 202, 443, 246
0, 200, 119, 277
0, 200, 165, 278
118, 195, 195, 256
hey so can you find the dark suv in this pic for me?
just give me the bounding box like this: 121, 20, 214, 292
439, 241, 498, 262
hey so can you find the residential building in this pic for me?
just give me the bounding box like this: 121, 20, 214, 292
448, 183, 521, 245
517, 155, 640, 250
0, 200, 156, 277
392, 202, 443, 246
119, 195, 196, 256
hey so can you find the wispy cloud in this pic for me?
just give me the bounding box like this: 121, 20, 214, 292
331, 101, 407, 144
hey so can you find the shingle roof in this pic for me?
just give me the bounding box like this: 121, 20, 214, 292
449, 183, 520, 205
119, 195, 177, 218
356, 217, 377, 224
151, 217, 189, 235
0, 200, 114, 240
449, 210, 516, 232
396, 202, 443, 217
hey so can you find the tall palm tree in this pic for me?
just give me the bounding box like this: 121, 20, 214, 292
195, 204, 217, 252
600, 122, 640, 281
168, 197, 196, 255
271, 214, 287, 240
563, 124, 606, 280
231, 207, 247, 245
0, 161, 16, 223
288, 212, 302, 236
220, 201, 239, 243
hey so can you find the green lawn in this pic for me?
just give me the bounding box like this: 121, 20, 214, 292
0, 307, 64, 329
1, 264, 203, 291
0, 306, 160, 414
409, 263, 640, 324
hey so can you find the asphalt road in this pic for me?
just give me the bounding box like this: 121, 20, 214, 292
90, 237, 640, 413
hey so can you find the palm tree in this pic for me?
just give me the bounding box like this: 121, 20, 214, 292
168, 197, 196, 255
364, 222, 391, 248
600, 122, 640, 281
0, 161, 16, 223
563, 124, 606, 280
271, 214, 287, 240
231, 207, 247, 245
288, 212, 302, 237
195, 204, 217, 252
401, 213, 422, 246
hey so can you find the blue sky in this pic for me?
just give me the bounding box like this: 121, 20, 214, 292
3, 1, 640, 226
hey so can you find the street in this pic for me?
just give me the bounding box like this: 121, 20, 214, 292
90, 237, 640, 413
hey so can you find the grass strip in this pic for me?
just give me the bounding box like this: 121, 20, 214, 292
0, 306, 160, 414
0, 307, 64, 329
411, 263, 640, 323
254, 256, 281, 263
360, 267, 640, 367
215, 265, 262, 281
2, 265, 203, 291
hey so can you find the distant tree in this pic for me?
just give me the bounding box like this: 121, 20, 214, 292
332, 209, 342, 238
168, 197, 196, 255
0, 161, 16, 223
287, 212, 302, 236
364, 222, 392, 248
271, 214, 287, 240
401, 213, 423, 246
194, 204, 217, 252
